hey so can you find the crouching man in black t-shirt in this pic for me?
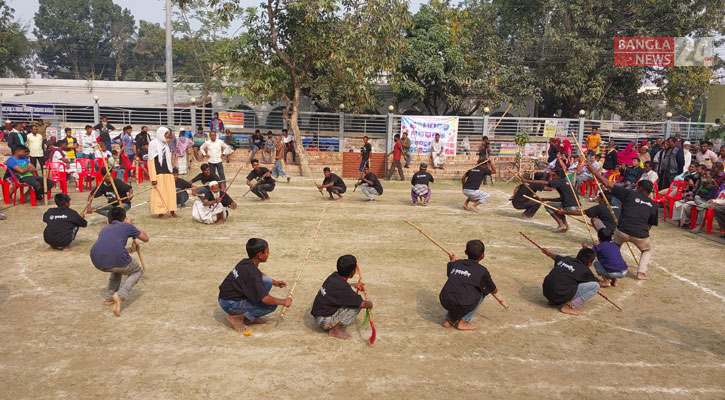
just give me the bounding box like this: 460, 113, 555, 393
311, 255, 373, 339
316, 167, 347, 201
439, 240, 497, 330
43, 193, 88, 250
218, 238, 290, 333
541, 246, 600, 316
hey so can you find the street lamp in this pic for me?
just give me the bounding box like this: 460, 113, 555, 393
665, 111, 673, 119
190, 97, 196, 104
579, 109, 586, 116
93, 95, 99, 103
388, 105, 394, 113
483, 107, 490, 114
93, 95, 100, 124
190, 97, 198, 130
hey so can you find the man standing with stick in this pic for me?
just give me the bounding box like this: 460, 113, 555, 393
586, 162, 657, 280
461, 163, 490, 212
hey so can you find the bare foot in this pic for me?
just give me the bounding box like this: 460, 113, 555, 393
170, 212, 180, 218
559, 302, 581, 316
328, 324, 351, 339
462, 202, 469, 210
112, 293, 122, 316
470, 206, 480, 213
244, 316, 269, 325
62, 245, 74, 251
599, 279, 611, 288
611, 279, 618, 287
226, 314, 248, 333
159, 214, 169, 220
456, 320, 476, 330
103, 300, 114, 306
637, 272, 651, 280
337, 195, 343, 201
442, 319, 454, 328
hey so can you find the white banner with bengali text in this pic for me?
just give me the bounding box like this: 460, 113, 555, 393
400, 115, 458, 156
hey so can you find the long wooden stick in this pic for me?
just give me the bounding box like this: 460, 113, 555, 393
133, 239, 147, 271
492, 104, 513, 130
404, 220, 508, 310
557, 157, 596, 244
519, 231, 542, 249
508, 168, 541, 200
597, 292, 623, 311
212, 164, 245, 210
81, 158, 116, 216
522, 195, 588, 224
355, 265, 376, 345
568, 132, 640, 265
279, 206, 326, 319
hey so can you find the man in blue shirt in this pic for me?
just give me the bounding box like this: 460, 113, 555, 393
113, 125, 136, 162
90, 207, 150, 316
4, 145, 53, 201
209, 112, 224, 134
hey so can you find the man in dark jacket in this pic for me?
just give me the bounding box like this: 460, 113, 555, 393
602, 141, 618, 171
6, 122, 27, 150
655, 137, 684, 190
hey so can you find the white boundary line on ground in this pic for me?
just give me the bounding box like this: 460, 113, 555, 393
651, 261, 725, 302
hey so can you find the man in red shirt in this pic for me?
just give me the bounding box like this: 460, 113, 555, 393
386, 134, 405, 180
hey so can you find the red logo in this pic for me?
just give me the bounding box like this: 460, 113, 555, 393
614, 37, 674, 66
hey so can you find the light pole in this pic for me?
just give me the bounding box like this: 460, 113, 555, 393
483, 106, 490, 137
338, 103, 345, 153
165, 0, 175, 129
665, 111, 673, 138
93, 95, 100, 125
578, 109, 586, 154
190, 97, 197, 131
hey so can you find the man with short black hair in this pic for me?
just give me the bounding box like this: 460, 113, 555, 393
26, 124, 45, 169
191, 163, 220, 198
94, 116, 116, 152
218, 238, 290, 332
85, 167, 134, 217
114, 125, 135, 162
359, 136, 371, 172
6, 122, 26, 150
282, 128, 296, 164
461, 163, 490, 212
209, 112, 224, 134
249, 129, 265, 163
246, 159, 276, 201
431, 133, 446, 169
355, 165, 383, 201
410, 163, 434, 205
80, 125, 96, 160
43, 193, 88, 250
317, 167, 346, 200
386, 134, 405, 180
540, 246, 599, 316
263, 131, 275, 163
588, 161, 658, 280
4, 145, 53, 201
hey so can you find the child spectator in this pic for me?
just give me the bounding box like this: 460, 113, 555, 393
439, 240, 498, 330
43, 193, 88, 250
589, 228, 627, 287
90, 206, 150, 316
217, 238, 291, 332
311, 255, 373, 339
540, 246, 599, 316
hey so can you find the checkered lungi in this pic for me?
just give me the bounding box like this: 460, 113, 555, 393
412, 184, 429, 196
462, 189, 490, 203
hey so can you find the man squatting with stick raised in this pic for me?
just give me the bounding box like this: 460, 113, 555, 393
510, 172, 552, 218
523, 168, 579, 232
355, 165, 384, 201
316, 167, 346, 200
246, 159, 276, 201
440, 240, 498, 330
585, 161, 658, 280
85, 167, 134, 217
311, 255, 373, 339
218, 238, 291, 333
540, 244, 600, 316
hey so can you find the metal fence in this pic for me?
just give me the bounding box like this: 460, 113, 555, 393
1, 103, 716, 155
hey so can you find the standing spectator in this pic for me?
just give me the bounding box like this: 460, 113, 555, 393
263, 131, 275, 164
192, 126, 207, 161
602, 141, 618, 171
386, 134, 405, 180
431, 133, 446, 169
175, 131, 193, 174
282, 129, 296, 164
114, 125, 135, 162
2, 119, 12, 141
80, 125, 96, 160
135, 126, 150, 154
209, 112, 224, 134
586, 127, 601, 155
655, 137, 684, 191
682, 141, 692, 171
718, 145, 725, 164
546, 138, 559, 163
93, 116, 116, 152
249, 129, 264, 164
359, 135, 372, 173
648, 137, 663, 159
272, 135, 290, 182
223, 129, 236, 163
477, 136, 492, 164
6, 122, 26, 150
199, 131, 232, 187
695, 141, 718, 168
31, 119, 51, 140
26, 124, 45, 169
401, 131, 412, 168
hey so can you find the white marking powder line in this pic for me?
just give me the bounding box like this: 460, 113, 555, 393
652, 261, 725, 302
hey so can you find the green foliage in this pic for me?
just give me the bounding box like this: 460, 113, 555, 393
0, 0, 31, 77
704, 124, 725, 140
514, 129, 530, 147
123, 21, 166, 82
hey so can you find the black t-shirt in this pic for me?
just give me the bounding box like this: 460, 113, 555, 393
584, 203, 621, 232
190, 172, 220, 184
310, 272, 363, 317
247, 167, 275, 187
361, 142, 372, 161
43, 207, 87, 246
252, 134, 265, 148
323, 173, 346, 193
135, 132, 149, 152
542, 255, 598, 305
175, 177, 192, 190
218, 259, 267, 303
204, 189, 234, 207
439, 259, 496, 320
363, 172, 383, 194
512, 183, 544, 208
549, 178, 578, 208
463, 167, 485, 190
94, 179, 132, 205
411, 171, 434, 186
611, 185, 658, 238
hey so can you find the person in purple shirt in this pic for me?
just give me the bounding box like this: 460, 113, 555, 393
588, 228, 628, 287
90, 207, 150, 316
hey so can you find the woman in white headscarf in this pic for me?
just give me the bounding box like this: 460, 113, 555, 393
148, 127, 178, 219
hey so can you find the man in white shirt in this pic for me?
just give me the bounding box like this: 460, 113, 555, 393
26, 124, 45, 169
430, 133, 445, 169
637, 161, 658, 185
199, 131, 232, 187
282, 129, 296, 164
80, 125, 97, 159
682, 141, 692, 171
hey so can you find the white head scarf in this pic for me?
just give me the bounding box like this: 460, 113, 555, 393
148, 127, 172, 169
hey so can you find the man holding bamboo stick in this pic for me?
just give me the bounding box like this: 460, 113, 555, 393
511, 172, 551, 218
525, 169, 579, 232
218, 238, 290, 333
586, 162, 658, 281
43, 193, 88, 250
540, 246, 600, 316
85, 168, 133, 217
461, 164, 490, 212
311, 255, 372, 339
439, 240, 498, 330
317, 167, 346, 200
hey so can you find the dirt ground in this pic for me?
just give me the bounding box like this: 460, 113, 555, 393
1, 171, 724, 399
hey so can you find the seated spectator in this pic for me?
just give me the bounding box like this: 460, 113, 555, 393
672, 170, 719, 228
4, 145, 53, 202
637, 161, 658, 185
224, 129, 237, 163
620, 157, 643, 188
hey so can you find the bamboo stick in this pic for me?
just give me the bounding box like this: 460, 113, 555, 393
522, 195, 588, 224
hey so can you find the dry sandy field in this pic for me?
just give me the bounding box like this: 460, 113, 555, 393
0, 172, 724, 399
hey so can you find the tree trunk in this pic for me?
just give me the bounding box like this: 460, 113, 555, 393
286, 86, 311, 176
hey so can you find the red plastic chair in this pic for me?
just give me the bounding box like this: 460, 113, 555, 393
0, 164, 11, 204
120, 153, 148, 183
663, 180, 686, 221
75, 159, 95, 192
5, 167, 37, 207
580, 180, 597, 197
93, 158, 117, 182
46, 162, 69, 194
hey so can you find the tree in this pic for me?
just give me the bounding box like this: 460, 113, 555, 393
0, 0, 31, 77
124, 20, 166, 82
197, 0, 410, 176
110, 8, 135, 80
34, 0, 134, 79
